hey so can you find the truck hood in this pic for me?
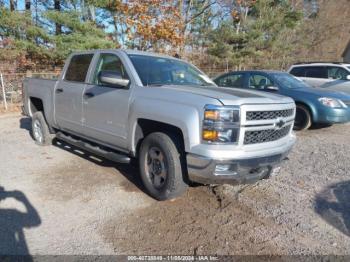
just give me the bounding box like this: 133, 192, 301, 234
155, 85, 293, 105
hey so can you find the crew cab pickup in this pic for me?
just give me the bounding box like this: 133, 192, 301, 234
23, 49, 296, 200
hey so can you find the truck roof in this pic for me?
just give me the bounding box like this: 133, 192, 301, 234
69, 49, 181, 61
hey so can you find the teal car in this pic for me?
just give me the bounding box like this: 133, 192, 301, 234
214, 71, 350, 130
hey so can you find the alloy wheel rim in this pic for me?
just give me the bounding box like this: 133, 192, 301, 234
33, 119, 43, 143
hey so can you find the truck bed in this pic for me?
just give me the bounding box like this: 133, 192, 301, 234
23, 78, 58, 125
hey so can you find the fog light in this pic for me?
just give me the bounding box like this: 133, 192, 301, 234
215, 164, 231, 172
203, 130, 218, 141
271, 166, 281, 177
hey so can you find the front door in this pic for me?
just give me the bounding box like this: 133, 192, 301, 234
82, 53, 131, 150
247, 73, 276, 92
55, 53, 94, 134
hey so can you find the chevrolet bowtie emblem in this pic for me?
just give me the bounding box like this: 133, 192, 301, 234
275, 119, 285, 129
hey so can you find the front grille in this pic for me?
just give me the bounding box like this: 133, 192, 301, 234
246, 109, 294, 121
244, 125, 292, 145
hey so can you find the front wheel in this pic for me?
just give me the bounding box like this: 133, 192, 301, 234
31, 111, 53, 146
294, 105, 312, 131
139, 132, 188, 201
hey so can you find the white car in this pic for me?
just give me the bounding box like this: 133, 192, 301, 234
288, 62, 350, 94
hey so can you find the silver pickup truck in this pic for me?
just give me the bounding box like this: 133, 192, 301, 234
23, 49, 296, 200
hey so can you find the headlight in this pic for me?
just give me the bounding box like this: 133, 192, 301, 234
318, 97, 347, 108
202, 105, 240, 143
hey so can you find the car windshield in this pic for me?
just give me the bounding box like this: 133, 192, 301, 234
272, 73, 311, 89
128, 54, 216, 87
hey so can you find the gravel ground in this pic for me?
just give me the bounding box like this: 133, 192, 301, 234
0, 113, 349, 256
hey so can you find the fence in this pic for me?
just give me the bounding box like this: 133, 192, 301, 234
0, 67, 235, 111
0, 71, 60, 111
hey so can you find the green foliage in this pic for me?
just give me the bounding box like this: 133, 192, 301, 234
207, 0, 303, 69
0, 0, 306, 71
44, 10, 115, 62
0, 7, 50, 63
0, 3, 115, 67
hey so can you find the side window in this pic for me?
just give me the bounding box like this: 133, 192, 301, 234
216, 74, 244, 88
93, 53, 129, 86
248, 74, 273, 89
290, 67, 305, 77
65, 54, 94, 82
328, 67, 349, 80
304, 66, 327, 78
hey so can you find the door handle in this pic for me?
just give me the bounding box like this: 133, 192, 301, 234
56, 88, 64, 93
84, 92, 95, 99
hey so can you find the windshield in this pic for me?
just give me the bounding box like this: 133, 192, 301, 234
128, 54, 216, 87
272, 73, 311, 89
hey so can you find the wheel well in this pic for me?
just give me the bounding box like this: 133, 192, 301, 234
295, 102, 313, 120
134, 119, 185, 157
29, 97, 44, 114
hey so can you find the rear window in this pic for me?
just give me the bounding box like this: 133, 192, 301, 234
304, 66, 327, 78
65, 54, 94, 82
289, 67, 305, 77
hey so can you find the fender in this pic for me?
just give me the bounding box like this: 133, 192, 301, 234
296, 100, 317, 121
26, 78, 57, 129
128, 97, 201, 154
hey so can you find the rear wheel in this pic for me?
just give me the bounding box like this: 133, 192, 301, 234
294, 104, 312, 131
31, 111, 53, 146
139, 132, 188, 201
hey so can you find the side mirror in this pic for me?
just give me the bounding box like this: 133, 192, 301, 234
266, 86, 279, 91
346, 75, 350, 81
98, 70, 129, 87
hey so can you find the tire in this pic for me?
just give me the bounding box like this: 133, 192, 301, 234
31, 111, 53, 146
294, 104, 312, 131
139, 132, 188, 201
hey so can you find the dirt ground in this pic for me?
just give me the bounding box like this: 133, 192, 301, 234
0, 113, 350, 256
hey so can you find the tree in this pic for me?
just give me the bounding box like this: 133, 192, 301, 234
179, 0, 218, 47
208, 0, 302, 69
98, 0, 184, 51
54, 0, 61, 35
25, 0, 30, 10
10, 0, 16, 11
0, 1, 116, 68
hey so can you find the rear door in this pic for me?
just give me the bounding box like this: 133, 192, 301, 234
82, 52, 132, 150
301, 66, 328, 87
55, 53, 94, 134
322, 66, 350, 92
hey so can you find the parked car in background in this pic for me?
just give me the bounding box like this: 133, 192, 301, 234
214, 70, 350, 130
23, 50, 296, 200
288, 62, 350, 94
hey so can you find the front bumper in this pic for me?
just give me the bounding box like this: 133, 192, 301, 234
186, 148, 292, 185
315, 107, 350, 124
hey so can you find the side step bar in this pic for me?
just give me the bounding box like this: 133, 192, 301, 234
56, 132, 130, 164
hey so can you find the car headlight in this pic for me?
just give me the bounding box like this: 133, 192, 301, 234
318, 97, 347, 108
202, 105, 240, 143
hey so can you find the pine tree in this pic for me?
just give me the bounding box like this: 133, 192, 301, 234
207, 0, 302, 69
0, 0, 116, 68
